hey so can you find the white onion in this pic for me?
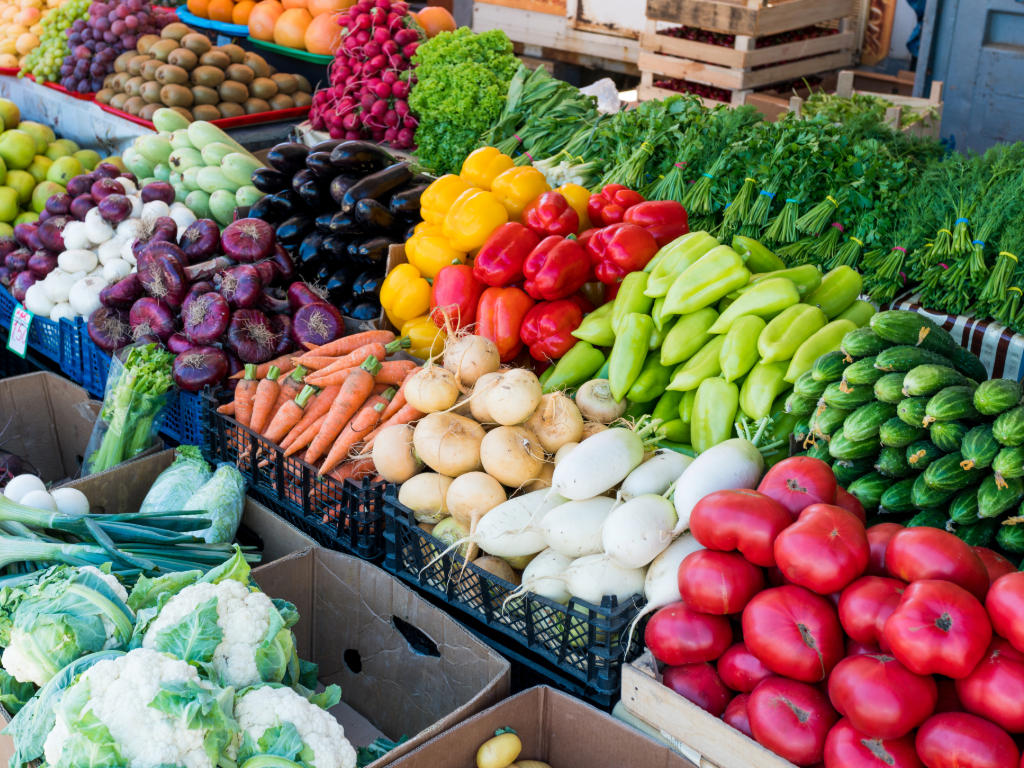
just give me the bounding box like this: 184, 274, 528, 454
62, 221, 91, 250
19, 490, 57, 512
4, 474, 46, 502
120, 239, 137, 265
84, 207, 114, 244
24, 283, 54, 316
49, 302, 75, 321
42, 269, 75, 303
142, 200, 170, 220
115, 177, 138, 195
128, 195, 143, 218
102, 259, 131, 282
97, 237, 125, 266
116, 218, 145, 241
170, 207, 197, 233
50, 487, 90, 515
69, 276, 108, 317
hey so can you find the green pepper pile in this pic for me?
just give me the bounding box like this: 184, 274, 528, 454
790, 309, 1024, 559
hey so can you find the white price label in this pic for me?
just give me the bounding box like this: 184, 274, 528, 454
7, 304, 33, 358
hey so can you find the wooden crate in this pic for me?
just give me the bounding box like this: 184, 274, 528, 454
645, 0, 857, 37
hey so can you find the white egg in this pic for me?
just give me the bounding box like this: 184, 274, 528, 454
3, 474, 46, 503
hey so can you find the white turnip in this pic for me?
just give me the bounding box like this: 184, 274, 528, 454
372, 424, 423, 483
470, 371, 502, 423
444, 334, 500, 388
524, 392, 583, 453
576, 379, 627, 423
400, 471, 453, 524
479, 426, 544, 487
447, 472, 506, 543
486, 368, 542, 426
523, 463, 553, 493
413, 412, 485, 477
404, 365, 459, 413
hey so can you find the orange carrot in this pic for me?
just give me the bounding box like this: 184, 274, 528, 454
301, 338, 410, 380
263, 366, 307, 433
359, 402, 424, 454
296, 330, 396, 361
281, 385, 340, 449
217, 401, 236, 415
262, 386, 316, 445
234, 364, 259, 428
371, 383, 391, 396
319, 386, 395, 475
231, 353, 296, 380
356, 371, 416, 454
249, 366, 282, 434
302, 342, 318, 351
304, 357, 381, 464
284, 414, 327, 457
292, 356, 343, 371
371, 360, 419, 386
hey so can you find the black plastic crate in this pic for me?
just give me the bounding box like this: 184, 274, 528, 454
383, 485, 644, 704
201, 392, 386, 560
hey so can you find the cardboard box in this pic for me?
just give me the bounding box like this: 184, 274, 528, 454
252, 547, 511, 768
388, 685, 694, 768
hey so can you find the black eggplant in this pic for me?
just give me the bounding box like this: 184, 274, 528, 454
402, 221, 419, 241
315, 212, 334, 233
266, 189, 304, 218
390, 185, 427, 216
315, 263, 334, 283
298, 231, 324, 265
322, 235, 352, 261
352, 270, 384, 299
251, 168, 291, 194
339, 163, 413, 213
329, 212, 364, 236
292, 169, 319, 195
325, 265, 358, 301
277, 214, 316, 247
354, 199, 397, 233
410, 173, 435, 186
329, 141, 396, 174
297, 179, 332, 210
305, 152, 336, 178
329, 174, 361, 206
354, 236, 395, 264
311, 139, 345, 154
340, 300, 381, 321
300, 256, 326, 283
267, 143, 309, 174
247, 195, 278, 222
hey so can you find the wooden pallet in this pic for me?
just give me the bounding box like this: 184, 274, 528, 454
645, 0, 857, 36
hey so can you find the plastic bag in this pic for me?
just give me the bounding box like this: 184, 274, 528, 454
184, 462, 246, 544
139, 446, 213, 515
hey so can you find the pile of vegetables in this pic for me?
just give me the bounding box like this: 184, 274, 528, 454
248, 138, 427, 323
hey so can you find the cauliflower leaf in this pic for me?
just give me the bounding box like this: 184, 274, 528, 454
150, 597, 223, 668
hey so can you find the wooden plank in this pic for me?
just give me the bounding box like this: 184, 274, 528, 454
744, 91, 790, 119
645, 0, 854, 35
639, 47, 856, 89
476, 0, 566, 15
641, 29, 854, 68
757, 0, 854, 34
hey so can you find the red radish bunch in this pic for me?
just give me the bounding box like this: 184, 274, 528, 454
309, 0, 422, 148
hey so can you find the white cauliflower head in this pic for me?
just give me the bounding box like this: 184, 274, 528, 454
234, 686, 356, 768
43, 648, 237, 768
80, 566, 130, 604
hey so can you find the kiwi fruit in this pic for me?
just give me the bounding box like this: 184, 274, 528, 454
268, 64, 277, 76
292, 91, 312, 108
169, 107, 193, 122
199, 50, 230, 70
268, 93, 295, 111
160, 22, 190, 41
155, 64, 188, 86
96, 88, 114, 105
224, 64, 254, 86
110, 72, 130, 92
271, 73, 298, 95
114, 51, 135, 73
192, 104, 220, 121
220, 44, 245, 64
139, 102, 162, 122
294, 74, 312, 94
191, 65, 225, 87
217, 102, 245, 118
168, 48, 198, 71
136, 35, 161, 55
249, 77, 277, 100
191, 85, 219, 105
124, 76, 145, 97
140, 80, 163, 104
141, 59, 162, 81
151, 39, 179, 62
218, 81, 248, 104
102, 73, 116, 88
161, 83, 194, 108
124, 96, 146, 116
127, 55, 150, 76
242, 97, 270, 115
109, 92, 129, 110
242, 52, 270, 79
181, 33, 212, 56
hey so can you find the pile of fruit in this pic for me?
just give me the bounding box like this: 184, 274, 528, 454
17, 0, 87, 82
96, 27, 311, 122
231, 0, 345, 54
0, 0, 54, 70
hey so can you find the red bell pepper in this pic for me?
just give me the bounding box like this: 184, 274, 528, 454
587, 184, 645, 227
471, 223, 541, 287
430, 264, 485, 330
585, 222, 660, 284
520, 299, 585, 361
522, 235, 590, 301
567, 292, 595, 314
522, 191, 579, 238
476, 286, 535, 362
623, 200, 690, 248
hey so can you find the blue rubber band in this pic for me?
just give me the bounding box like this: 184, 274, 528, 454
973, 240, 985, 246
955, 218, 969, 225
702, 173, 714, 179
759, 190, 775, 198
785, 198, 798, 203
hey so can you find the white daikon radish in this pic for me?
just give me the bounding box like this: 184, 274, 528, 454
549, 422, 657, 500
601, 494, 678, 569
50, 488, 90, 516
19, 490, 57, 512
672, 436, 766, 534
527, 496, 615, 558
4, 474, 45, 502
505, 548, 573, 606
559, 554, 646, 604
624, 532, 705, 646
618, 450, 692, 502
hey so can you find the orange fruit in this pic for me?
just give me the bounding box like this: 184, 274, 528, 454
415, 6, 455, 37
281, 0, 306, 8
206, 0, 234, 22
304, 9, 341, 53
186, 0, 210, 18
273, 7, 311, 49
307, 0, 350, 15
247, 0, 283, 40
231, 0, 255, 23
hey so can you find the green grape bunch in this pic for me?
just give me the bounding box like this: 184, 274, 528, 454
20, 0, 88, 83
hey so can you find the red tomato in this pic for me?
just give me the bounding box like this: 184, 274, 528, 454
774, 504, 869, 595
757, 456, 838, 519
987, 572, 1024, 653
748, 677, 839, 766
689, 489, 793, 567
915, 712, 1019, 768
663, 662, 734, 717
827, 653, 938, 739
768, 566, 793, 587
838, 576, 908, 649
723, 693, 752, 738
934, 679, 964, 714
974, 547, 1017, 586
835, 486, 866, 524
742, 585, 845, 683
883, 579, 993, 679
644, 602, 732, 666
884, 527, 990, 603
678, 550, 765, 615
866, 523, 904, 577
823, 718, 924, 768
846, 639, 881, 656
955, 638, 1024, 733
717, 642, 775, 693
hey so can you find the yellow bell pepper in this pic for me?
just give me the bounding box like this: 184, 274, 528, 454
380, 263, 431, 328
420, 175, 473, 225
491, 166, 551, 221
460, 147, 515, 191
413, 220, 432, 236
558, 182, 592, 232
402, 315, 447, 360
405, 226, 468, 279
442, 188, 509, 252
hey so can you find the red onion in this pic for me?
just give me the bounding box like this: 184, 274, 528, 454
218, 264, 263, 309
98, 194, 131, 224
221, 219, 275, 263
66, 175, 92, 199
91, 178, 125, 201
141, 182, 174, 206
93, 163, 121, 180
141, 240, 188, 269
129, 296, 176, 342
131, 216, 178, 261
287, 281, 328, 313
183, 291, 229, 344
12, 223, 36, 248
253, 259, 277, 285
227, 308, 277, 364
0, 266, 11, 287
26, 231, 42, 253
100, 273, 144, 309
134, 333, 161, 345
271, 245, 297, 285
27, 251, 57, 279
178, 219, 220, 263
10, 270, 35, 302
45, 193, 73, 217
37, 217, 69, 253
292, 301, 343, 348
224, 350, 243, 391
5, 249, 29, 273
138, 250, 188, 307
167, 333, 195, 354
87, 307, 131, 352
172, 346, 229, 392
259, 288, 289, 314
0, 238, 17, 260
270, 314, 293, 356
70, 195, 97, 221
37, 210, 51, 223
182, 281, 215, 311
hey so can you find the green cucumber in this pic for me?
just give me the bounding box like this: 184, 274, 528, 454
930, 421, 969, 453
912, 472, 956, 508
949, 487, 981, 524
902, 365, 971, 397
785, 391, 817, 416
977, 474, 1024, 519
874, 373, 907, 403
923, 452, 978, 491
843, 357, 884, 386
879, 418, 925, 448
924, 386, 979, 424
993, 446, 1024, 481
956, 518, 1000, 548
949, 345, 988, 382
811, 404, 851, 440
994, 406, 1024, 447
870, 310, 958, 356
812, 351, 848, 383
849, 471, 889, 510
842, 327, 894, 358
876, 446, 912, 478
794, 371, 831, 400
906, 440, 944, 471
881, 477, 918, 513
829, 430, 882, 461
897, 398, 930, 428
874, 345, 953, 373
997, 520, 1024, 553
844, 402, 899, 442
975, 379, 1023, 416
823, 381, 875, 410
833, 457, 877, 486
961, 426, 1000, 471
806, 440, 831, 461
905, 509, 952, 530
793, 417, 812, 446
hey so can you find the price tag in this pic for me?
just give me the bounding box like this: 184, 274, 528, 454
7, 304, 33, 359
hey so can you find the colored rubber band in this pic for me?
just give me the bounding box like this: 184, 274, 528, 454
832, 223, 844, 232
1000, 252, 1018, 262
826, 195, 838, 206
851, 237, 864, 246
955, 218, 969, 225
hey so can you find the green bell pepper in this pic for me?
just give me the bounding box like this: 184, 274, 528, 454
680, 389, 696, 424
732, 235, 787, 273
609, 312, 654, 402
661, 307, 719, 366
740, 360, 791, 421
784, 318, 858, 383
708, 277, 801, 334
730, 265, 823, 300
543, 341, 606, 393
656, 440, 697, 457
720, 315, 767, 383
758, 304, 829, 364
572, 301, 615, 347
645, 232, 720, 298
649, 316, 673, 351
652, 390, 683, 425
623, 398, 656, 420
691, 377, 739, 453
539, 366, 554, 387
611, 272, 654, 335
658, 418, 690, 444
836, 299, 876, 328
652, 297, 668, 331
628, 351, 672, 403
803, 266, 863, 319
663, 245, 751, 316
666, 334, 727, 391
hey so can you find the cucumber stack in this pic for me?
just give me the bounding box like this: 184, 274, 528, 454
793, 309, 1024, 560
